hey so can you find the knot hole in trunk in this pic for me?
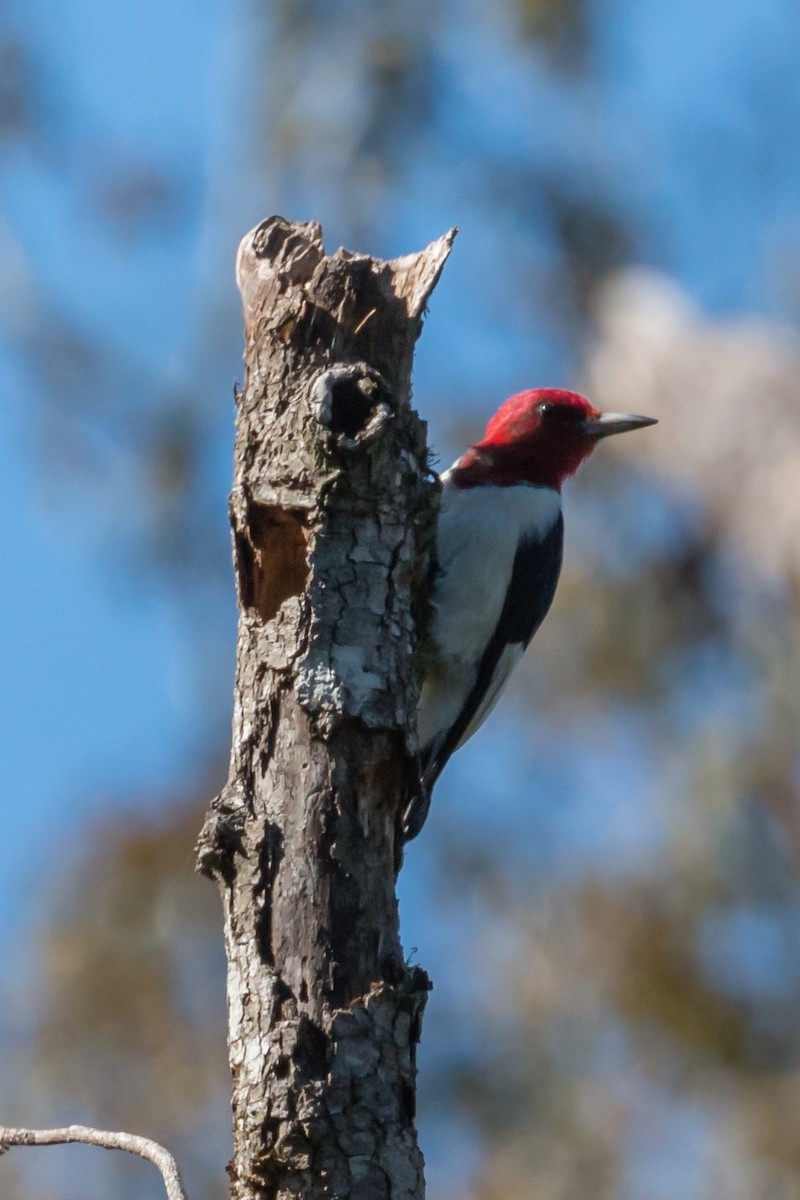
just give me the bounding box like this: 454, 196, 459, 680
313, 366, 392, 444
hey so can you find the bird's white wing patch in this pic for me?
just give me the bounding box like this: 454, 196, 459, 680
453, 642, 524, 751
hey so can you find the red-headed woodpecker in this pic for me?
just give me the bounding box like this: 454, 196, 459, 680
404, 387, 657, 840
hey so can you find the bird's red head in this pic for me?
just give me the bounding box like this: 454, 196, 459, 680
451, 388, 656, 490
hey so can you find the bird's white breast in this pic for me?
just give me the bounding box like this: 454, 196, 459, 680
416, 478, 561, 750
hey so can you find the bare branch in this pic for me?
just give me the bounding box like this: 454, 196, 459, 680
0, 1124, 188, 1200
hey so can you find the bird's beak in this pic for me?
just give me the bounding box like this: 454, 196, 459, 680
581, 411, 658, 439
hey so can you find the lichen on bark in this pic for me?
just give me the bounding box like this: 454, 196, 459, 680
197, 216, 455, 1200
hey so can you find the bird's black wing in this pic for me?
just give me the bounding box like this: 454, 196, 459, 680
404, 513, 564, 840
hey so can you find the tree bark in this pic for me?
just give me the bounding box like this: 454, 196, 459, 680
197, 216, 454, 1200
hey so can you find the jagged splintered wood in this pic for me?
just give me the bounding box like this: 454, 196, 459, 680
197, 217, 455, 1200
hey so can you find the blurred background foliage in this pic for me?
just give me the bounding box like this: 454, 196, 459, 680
2, 0, 800, 1198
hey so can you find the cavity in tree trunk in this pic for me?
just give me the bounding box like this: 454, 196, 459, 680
197, 216, 455, 1200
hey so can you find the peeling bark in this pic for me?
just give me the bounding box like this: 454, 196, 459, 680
197, 217, 455, 1200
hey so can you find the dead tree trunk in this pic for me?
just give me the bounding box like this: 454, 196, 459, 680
197, 217, 454, 1200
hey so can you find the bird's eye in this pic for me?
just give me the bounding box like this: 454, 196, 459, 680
537, 401, 583, 423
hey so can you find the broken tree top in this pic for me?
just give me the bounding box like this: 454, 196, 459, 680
236, 215, 457, 336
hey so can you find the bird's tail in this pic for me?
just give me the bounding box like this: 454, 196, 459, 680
401, 788, 430, 843
401, 752, 443, 842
